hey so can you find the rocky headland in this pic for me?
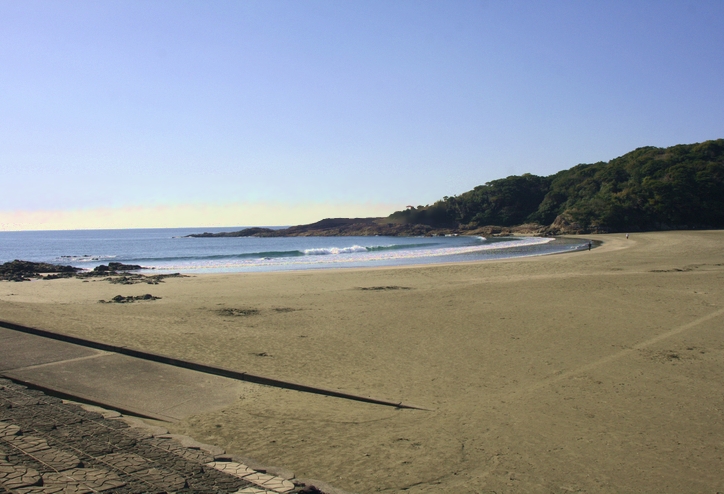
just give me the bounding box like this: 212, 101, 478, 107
190, 139, 723, 239
186, 217, 549, 239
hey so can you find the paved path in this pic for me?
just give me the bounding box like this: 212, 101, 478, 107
0, 325, 343, 493
0, 378, 303, 493
0, 326, 252, 422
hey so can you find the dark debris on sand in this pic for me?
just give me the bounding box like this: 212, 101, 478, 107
98, 294, 162, 304
357, 286, 412, 291
101, 273, 187, 285
217, 308, 260, 317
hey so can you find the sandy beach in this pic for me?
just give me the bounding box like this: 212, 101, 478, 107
1, 230, 723, 493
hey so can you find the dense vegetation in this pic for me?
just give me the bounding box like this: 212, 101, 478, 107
388, 139, 724, 232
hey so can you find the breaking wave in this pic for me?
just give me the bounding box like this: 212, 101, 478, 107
56, 254, 117, 263
150, 237, 555, 272
63, 243, 433, 264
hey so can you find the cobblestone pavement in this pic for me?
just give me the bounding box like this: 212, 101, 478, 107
0, 379, 310, 494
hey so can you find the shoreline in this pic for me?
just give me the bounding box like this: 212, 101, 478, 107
1, 231, 723, 492
1, 234, 586, 277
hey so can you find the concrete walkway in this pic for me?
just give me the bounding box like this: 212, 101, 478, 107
0, 378, 301, 493
0, 326, 253, 423
0, 325, 344, 494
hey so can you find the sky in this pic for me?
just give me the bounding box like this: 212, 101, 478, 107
1, 0, 723, 230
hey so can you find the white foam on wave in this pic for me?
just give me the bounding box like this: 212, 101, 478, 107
57, 254, 117, 263
303, 245, 369, 256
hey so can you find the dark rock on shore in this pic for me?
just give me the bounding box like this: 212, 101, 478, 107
1, 260, 185, 286
0, 260, 81, 282
92, 262, 145, 273
105, 273, 186, 285
76, 262, 148, 279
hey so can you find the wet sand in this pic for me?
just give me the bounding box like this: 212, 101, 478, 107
1, 231, 723, 493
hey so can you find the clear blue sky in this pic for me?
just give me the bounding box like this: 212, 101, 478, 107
1, 0, 723, 229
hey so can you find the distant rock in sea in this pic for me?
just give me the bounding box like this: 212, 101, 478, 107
187, 227, 276, 238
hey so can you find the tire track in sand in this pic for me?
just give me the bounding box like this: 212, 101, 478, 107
515, 306, 724, 397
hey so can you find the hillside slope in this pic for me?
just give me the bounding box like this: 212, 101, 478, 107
388, 139, 724, 233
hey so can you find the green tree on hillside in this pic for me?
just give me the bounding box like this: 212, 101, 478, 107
387, 139, 724, 232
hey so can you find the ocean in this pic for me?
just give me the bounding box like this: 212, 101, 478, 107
0, 228, 590, 274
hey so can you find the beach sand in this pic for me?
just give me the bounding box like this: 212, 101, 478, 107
1, 230, 723, 493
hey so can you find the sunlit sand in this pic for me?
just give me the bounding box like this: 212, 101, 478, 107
1, 230, 723, 493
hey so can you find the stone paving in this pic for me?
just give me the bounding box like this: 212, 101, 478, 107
0, 378, 311, 494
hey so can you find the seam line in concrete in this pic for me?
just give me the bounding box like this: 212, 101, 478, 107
5, 351, 110, 372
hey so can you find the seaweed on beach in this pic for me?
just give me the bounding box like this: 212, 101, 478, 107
217, 308, 260, 317
98, 294, 161, 303
357, 286, 412, 291
103, 273, 187, 284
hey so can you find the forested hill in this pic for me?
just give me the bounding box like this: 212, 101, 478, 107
388, 139, 724, 234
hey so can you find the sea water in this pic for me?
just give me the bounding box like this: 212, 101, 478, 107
0, 228, 590, 273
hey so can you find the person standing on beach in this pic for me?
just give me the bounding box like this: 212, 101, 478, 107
588, 241, 592, 250
626, 233, 629, 239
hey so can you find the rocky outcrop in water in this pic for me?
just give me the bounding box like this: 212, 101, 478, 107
188, 227, 277, 237
74, 262, 146, 278
0, 260, 81, 282
92, 262, 145, 273
0, 260, 186, 285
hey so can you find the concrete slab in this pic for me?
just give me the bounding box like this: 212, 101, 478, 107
0, 379, 266, 493
0, 327, 100, 372
0, 327, 253, 422
4, 353, 250, 421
